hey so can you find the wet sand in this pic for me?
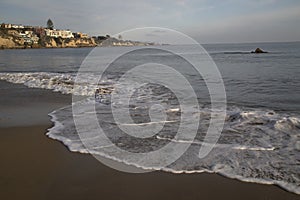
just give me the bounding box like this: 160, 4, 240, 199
1, 126, 300, 200
0, 81, 299, 200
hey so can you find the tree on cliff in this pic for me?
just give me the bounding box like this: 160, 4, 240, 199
47, 19, 54, 30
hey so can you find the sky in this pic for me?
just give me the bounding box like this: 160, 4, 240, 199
0, 0, 299, 43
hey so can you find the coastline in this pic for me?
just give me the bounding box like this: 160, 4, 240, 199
1, 125, 299, 200
0, 43, 153, 50
0, 28, 155, 50
0, 45, 96, 50
0, 82, 299, 200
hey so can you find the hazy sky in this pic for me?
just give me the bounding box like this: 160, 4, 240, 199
0, 0, 299, 43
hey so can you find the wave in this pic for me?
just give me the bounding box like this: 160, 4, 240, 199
208, 51, 252, 55
0, 72, 112, 96
1, 72, 299, 194
222, 52, 251, 55
156, 136, 275, 151
47, 98, 300, 195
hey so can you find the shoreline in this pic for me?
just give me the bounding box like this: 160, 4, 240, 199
0, 44, 155, 50
0, 81, 299, 199
1, 125, 299, 200
0, 45, 97, 50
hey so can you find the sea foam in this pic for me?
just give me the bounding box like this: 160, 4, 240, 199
1, 72, 299, 194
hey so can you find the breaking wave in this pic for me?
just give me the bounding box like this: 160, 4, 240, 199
1, 72, 299, 194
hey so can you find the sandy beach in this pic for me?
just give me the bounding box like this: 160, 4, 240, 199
1, 126, 300, 200
0, 81, 299, 200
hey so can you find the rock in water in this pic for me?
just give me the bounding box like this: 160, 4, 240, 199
251, 48, 268, 53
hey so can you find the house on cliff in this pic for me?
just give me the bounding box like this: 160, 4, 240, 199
11, 24, 24, 29
1, 23, 12, 29
73, 32, 89, 39
45, 29, 74, 39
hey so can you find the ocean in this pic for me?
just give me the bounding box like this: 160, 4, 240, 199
0, 42, 299, 194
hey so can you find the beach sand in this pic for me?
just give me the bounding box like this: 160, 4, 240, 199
0, 81, 299, 200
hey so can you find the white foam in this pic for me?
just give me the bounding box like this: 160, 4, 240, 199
0, 72, 110, 96
120, 120, 178, 126
156, 136, 275, 151
167, 108, 180, 112
3, 72, 299, 195
46, 102, 300, 194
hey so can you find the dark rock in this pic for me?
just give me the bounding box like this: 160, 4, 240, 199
251, 48, 268, 54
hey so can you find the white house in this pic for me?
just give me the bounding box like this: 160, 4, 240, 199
1, 23, 12, 29
45, 29, 74, 39
18, 31, 40, 44
25, 31, 34, 37
11, 24, 24, 29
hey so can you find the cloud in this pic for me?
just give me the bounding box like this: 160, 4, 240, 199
186, 4, 300, 43
0, 0, 299, 43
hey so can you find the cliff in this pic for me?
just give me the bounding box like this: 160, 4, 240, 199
0, 29, 96, 49
0, 28, 154, 49
38, 36, 96, 48
0, 30, 25, 49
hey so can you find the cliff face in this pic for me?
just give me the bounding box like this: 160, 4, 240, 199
0, 29, 96, 49
40, 36, 96, 48
0, 37, 17, 48
0, 31, 25, 49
